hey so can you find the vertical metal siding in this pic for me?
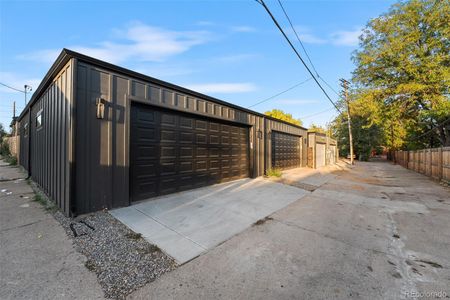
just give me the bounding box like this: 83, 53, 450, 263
265, 119, 308, 171
75, 62, 271, 213
74, 60, 311, 213
18, 60, 74, 216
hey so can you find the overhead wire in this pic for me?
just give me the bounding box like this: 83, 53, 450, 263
247, 77, 312, 108
255, 0, 341, 113
0, 82, 25, 93
275, 0, 345, 102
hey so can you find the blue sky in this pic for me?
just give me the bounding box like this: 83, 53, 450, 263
0, 0, 397, 131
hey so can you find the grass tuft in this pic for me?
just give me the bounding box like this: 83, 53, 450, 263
125, 232, 143, 240
33, 193, 57, 212
266, 168, 282, 177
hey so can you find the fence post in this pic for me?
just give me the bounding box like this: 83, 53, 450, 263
438, 147, 443, 181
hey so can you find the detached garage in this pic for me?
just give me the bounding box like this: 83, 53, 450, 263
307, 132, 338, 169
17, 49, 308, 216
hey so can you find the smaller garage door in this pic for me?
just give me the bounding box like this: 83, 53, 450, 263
316, 143, 326, 168
271, 131, 301, 170
329, 145, 336, 164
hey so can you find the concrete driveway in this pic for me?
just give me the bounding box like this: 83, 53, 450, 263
111, 178, 308, 263
129, 161, 450, 299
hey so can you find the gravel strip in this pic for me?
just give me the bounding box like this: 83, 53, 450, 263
53, 211, 177, 299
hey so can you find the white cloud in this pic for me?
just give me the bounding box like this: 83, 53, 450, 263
277, 99, 319, 105
330, 27, 362, 46
287, 25, 362, 47
185, 83, 257, 94
18, 22, 210, 64
231, 26, 256, 33
291, 26, 326, 44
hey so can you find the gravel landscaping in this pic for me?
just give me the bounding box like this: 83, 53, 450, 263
53, 210, 177, 299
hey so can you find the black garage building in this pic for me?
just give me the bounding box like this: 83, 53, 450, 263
17, 49, 308, 216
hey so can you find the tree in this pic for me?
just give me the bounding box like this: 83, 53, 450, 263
331, 92, 384, 160
0, 123, 7, 140
308, 123, 327, 134
352, 0, 450, 149
264, 109, 303, 126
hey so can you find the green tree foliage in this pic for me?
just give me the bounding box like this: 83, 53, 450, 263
351, 0, 450, 149
332, 93, 384, 160
264, 109, 303, 126
308, 123, 327, 134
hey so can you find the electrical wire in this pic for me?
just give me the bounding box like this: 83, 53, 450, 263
255, 0, 341, 113
248, 77, 312, 108
276, 0, 345, 102
0, 82, 25, 93
276, 0, 319, 77
299, 107, 335, 120
414, 117, 450, 139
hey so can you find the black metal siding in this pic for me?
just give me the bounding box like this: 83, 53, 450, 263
18, 60, 74, 215
265, 119, 307, 171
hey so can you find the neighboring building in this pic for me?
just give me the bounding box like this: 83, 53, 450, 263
17, 49, 311, 216
307, 131, 338, 169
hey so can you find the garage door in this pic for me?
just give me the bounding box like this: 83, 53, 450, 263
329, 145, 336, 164
130, 103, 249, 201
271, 131, 301, 170
316, 143, 326, 168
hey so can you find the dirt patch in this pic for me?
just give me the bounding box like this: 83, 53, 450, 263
416, 259, 443, 269
253, 216, 274, 226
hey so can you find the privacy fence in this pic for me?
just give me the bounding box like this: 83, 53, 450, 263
393, 147, 450, 184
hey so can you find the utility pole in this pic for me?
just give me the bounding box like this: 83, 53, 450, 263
13, 101, 16, 119
24, 84, 32, 106
340, 78, 354, 165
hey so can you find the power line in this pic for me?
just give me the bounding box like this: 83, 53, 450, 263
299, 107, 335, 120
414, 117, 450, 140
276, 0, 319, 77
275, 0, 345, 101
255, 0, 341, 113
0, 82, 25, 93
248, 77, 312, 108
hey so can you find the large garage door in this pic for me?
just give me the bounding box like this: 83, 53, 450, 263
316, 143, 326, 168
271, 131, 301, 170
130, 103, 249, 201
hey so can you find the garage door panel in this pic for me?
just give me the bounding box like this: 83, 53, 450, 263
131, 104, 249, 202
161, 130, 176, 143
271, 131, 301, 170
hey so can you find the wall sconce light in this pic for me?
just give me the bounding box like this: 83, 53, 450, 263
96, 98, 106, 119
257, 130, 263, 139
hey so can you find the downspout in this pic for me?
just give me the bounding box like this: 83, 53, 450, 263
26, 106, 32, 178
263, 117, 267, 175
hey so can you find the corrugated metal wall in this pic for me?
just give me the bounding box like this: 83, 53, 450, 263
74, 60, 304, 213
18, 60, 74, 215
18, 111, 30, 170
265, 118, 308, 169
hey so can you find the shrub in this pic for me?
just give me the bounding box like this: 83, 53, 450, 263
266, 168, 282, 177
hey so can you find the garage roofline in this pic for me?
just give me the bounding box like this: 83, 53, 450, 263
17, 48, 308, 131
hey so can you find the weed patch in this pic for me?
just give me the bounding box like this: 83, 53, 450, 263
266, 168, 282, 177
253, 216, 274, 226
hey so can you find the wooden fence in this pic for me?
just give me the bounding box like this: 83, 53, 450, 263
393, 147, 450, 184
3, 136, 20, 158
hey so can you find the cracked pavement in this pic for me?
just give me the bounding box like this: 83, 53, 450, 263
0, 160, 104, 300
130, 160, 450, 299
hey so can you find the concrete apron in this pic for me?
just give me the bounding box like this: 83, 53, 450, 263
111, 178, 308, 264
